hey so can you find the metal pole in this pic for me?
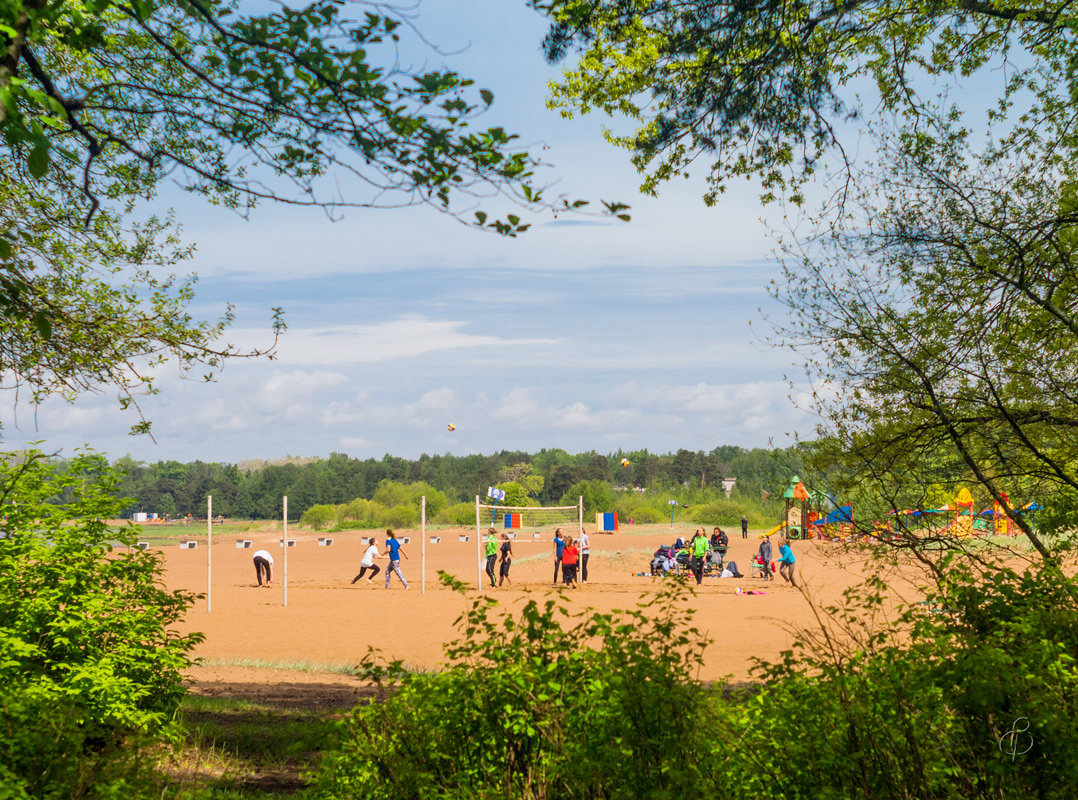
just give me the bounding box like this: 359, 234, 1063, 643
421, 495, 426, 595
283, 495, 288, 608
206, 495, 212, 612
474, 495, 481, 590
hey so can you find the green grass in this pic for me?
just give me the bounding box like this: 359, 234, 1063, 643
160, 692, 342, 798
200, 657, 365, 676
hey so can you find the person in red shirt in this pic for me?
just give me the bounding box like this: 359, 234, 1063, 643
561, 536, 580, 588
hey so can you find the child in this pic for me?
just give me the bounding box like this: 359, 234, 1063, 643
562, 536, 579, 588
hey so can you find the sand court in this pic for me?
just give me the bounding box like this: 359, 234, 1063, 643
163, 525, 911, 687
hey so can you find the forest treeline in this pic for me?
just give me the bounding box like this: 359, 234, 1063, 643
109, 445, 802, 522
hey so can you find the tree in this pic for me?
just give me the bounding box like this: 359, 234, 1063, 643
534, 0, 1078, 562
498, 462, 545, 499
0, 0, 627, 431
774, 131, 1078, 562
534, 1, 1078, 204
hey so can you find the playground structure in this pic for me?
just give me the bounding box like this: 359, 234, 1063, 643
882, 488, 1040, 540
781, 476, 855, 540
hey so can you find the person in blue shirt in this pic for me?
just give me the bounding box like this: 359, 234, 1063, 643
777, 536, 797, 587
383, 529, 409, 590
553, 528, 565, 585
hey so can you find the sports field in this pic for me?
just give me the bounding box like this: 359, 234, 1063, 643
159, 522, 923, 698
161, 523, 927, 698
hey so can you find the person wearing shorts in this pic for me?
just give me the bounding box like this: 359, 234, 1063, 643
383, 529, 409, 589
351, 537, 383, 584
561, 536, 579, 588
252, 549, 273, 587
498, 533, 513, 587
553, 528, 565, 585
579, 529, 591, 583
484, 528, 498, 588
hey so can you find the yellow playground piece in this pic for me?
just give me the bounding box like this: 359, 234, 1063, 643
759, 521, 787, 538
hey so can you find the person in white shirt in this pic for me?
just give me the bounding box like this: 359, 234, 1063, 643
350, 537, 383, 584
253, 549, 273, 587
579, 529, 591, 583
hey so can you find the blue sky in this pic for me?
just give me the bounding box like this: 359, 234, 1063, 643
0, 1, 821, 462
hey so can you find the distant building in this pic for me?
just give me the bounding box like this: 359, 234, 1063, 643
722, 477, 737, 498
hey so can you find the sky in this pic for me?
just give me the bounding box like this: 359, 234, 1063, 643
0, 1, 822, 464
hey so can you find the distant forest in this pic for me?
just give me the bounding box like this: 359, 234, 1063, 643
110, 445, 803, 522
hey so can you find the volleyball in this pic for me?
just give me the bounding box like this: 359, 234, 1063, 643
620, 458, 631, 467
447, 423, 456, 432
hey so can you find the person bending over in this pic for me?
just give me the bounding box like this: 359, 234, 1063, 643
253, 549, 273, 587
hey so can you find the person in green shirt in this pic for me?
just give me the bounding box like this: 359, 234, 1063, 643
690, 530, 709, 584
484, 528, 498, 588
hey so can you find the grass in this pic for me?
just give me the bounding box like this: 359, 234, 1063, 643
159, 692, 343, 798
200, 657, 365, 676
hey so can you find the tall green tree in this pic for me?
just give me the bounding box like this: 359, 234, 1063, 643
534, 0, 1078, 562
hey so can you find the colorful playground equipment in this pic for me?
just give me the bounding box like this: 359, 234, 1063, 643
883, 488, 1040, 539
781, 476, 855, 540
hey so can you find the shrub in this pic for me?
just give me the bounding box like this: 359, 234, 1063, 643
0, 450, 201, 798
560, 479, 614, 515
301, 503, 336, 530
314, 577, 719, 800
434, 502, 476, 526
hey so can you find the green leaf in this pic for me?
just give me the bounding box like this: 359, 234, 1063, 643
28, 139, 50, 180
33, 312, 52, 341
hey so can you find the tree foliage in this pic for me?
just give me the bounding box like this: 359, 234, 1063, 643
534, 0, 1078, 204
0, 449, 201, 796
0, 0, 626, 429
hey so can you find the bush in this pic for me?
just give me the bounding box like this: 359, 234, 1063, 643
301, 503, 336, 530
611, 493, 666, 523
0, 450, 201, 798
314, 577, 719, 800
433, 502, 477, 526
560, 479, 614, 515
715, 562, 1078, 799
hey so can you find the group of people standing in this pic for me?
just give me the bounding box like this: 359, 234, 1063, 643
552, 528, 589, 588
757, 532, 797, 586
484, 528, 514, 588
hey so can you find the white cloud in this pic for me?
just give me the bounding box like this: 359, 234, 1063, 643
228, 316, 557, 366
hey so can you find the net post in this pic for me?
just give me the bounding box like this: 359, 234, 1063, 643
578, 495, 583, 535
475, 495, 481, 590
206, 495, 212, 613
283, 495, 288, 608
421, 495, 427, 595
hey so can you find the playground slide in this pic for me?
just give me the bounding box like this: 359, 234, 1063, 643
763, 521, 787, 537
